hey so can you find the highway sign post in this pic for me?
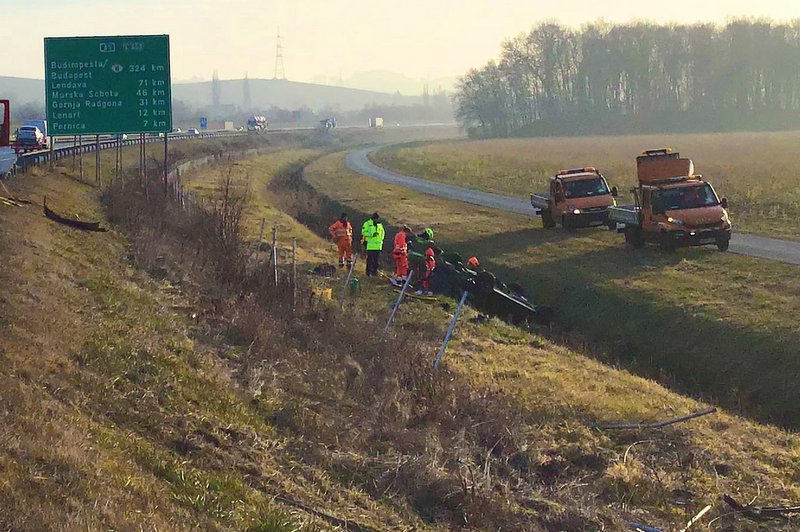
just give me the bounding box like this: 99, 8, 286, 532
45, 35, 172, 135
45, 35, 172, 192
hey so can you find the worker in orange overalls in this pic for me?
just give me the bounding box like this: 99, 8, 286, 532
416, 247, 436, 296
328, 212, 353, 268
392, 224, 413, 284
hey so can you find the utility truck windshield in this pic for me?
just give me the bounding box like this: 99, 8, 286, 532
658, 183, 718, 210
562, 177, 609, 198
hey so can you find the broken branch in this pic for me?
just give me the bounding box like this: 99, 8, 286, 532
597, 407, 716, 430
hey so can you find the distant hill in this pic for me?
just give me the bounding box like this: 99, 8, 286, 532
0, 76, 421, 112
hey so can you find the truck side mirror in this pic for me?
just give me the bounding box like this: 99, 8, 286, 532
720, 197, 728, 209
611, 186, 618, 197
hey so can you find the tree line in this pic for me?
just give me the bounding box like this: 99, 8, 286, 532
455, 20, 800, 137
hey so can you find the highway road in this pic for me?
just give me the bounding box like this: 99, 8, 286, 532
346, 147, 800, 266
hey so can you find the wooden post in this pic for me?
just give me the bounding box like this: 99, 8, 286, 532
253, 218, 266, 256
292, 239, 298, 310
95, 134, 100, 186
433, 290, 469, 371
271, 227, 278, 285
384, 270, 414, 333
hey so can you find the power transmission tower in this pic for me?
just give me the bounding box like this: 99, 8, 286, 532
212, 69, 221, 106
274, 31, 286, 80
243, 72, 251, 109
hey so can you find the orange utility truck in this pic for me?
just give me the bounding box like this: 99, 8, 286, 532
608, 148, 732, 252
531, 167, 618, 230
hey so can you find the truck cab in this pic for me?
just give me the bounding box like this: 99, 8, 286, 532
531, 167, 618, 230
609, 149, 732, 251
0, 99, 17, 179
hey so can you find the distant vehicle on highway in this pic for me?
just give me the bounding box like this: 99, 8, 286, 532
247, 116, 268, 132
368, 117, 384, 128
16, 126, 45, 151
113, 133, 128, 141
319, 117, 336, 129
187, 128, 200, 135
172, 127, 182, 133
21, 119, 49, 149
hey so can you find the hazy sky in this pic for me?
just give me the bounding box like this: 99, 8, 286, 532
4, 0, 800, 83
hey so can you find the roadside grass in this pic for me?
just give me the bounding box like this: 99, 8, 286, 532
296, 151, 800, 529
3, 135, 799, 529
181, 149, 330, 264
180, 149, 800, 529
0, 162, 424, 529
304, 152, 800, 428
372, 132, 800, 238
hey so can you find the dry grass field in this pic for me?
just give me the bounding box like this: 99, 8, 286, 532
372, 132, 800, 239
299, 152, 800, 530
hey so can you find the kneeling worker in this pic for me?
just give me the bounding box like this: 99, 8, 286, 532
328, 212, 353, 268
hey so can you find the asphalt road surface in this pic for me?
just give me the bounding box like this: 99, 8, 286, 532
346, 147, 800, 266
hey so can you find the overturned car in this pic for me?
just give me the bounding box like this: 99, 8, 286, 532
407, 245, 552, 325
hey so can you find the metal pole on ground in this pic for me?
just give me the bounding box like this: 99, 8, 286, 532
292, 239, 297, 310
271, 227, 278, 285
95, 134, 100, 186
433, 290, 469, 371
384, 270, 415, 333
339, 253, 359, 307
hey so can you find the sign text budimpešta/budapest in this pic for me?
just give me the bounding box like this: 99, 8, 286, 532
45, 35, 172, 136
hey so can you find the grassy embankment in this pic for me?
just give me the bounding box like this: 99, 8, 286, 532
303, 151, 800, 429
2, 134, 798, 530
294, 154, 800, 526
371, 139, 800, 427
372, 132, 800, 239
181, 149, 800, 530
0, 152, 435, 530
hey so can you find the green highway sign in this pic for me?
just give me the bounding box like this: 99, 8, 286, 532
45, 35, 172, 135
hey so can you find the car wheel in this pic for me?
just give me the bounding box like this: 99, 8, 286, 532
541, 211, 556, 229
716, 236, 730, 252
563, 215, 576, 232
659, 232, 675, 253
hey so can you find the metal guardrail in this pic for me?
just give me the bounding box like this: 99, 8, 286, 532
10, 131, 247, 176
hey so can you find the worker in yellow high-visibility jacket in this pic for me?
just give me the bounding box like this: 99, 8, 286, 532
360, 212, 385, 277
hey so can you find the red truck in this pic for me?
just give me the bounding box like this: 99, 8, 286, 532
608, 148, 732, 252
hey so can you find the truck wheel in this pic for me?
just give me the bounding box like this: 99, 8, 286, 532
659, 232, 675, 253
541, 211, 555, 229
606, 218, 617, 231
562, 215, 576, 232
716, 236, 730, 252
625, 228, 645, 249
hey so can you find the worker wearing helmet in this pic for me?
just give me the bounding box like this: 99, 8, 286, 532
415, 227, 434, 245
467, 256, 480, 269
416, 247, 436, 296
392, 224, 413, 284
